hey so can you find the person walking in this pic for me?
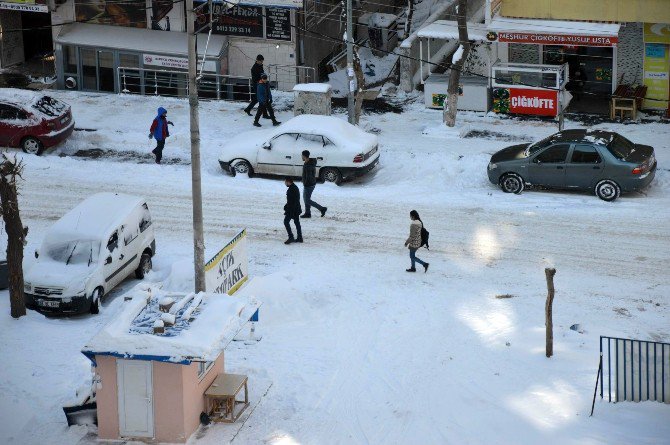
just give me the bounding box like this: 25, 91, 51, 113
404, 210, 429, 272
283, 177, 303, 244
244, 54, 269, 118
254, 74, 280, 127
148, 106, 173, 164
300, 150, 327, 218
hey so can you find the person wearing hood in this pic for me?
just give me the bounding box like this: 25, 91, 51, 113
149, 107, 173, 164
300, 150, 327, 218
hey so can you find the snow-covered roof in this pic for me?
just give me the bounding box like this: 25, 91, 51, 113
489, 17, 620, 37
293, 83, 332, 93
417, 21, 490, 41
82, 284, 259, 364
56, 24, 228, 58
46, 192, 144, 242
274, 115, 378, 149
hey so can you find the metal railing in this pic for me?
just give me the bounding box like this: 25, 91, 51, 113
599, 336, 670, 404
117, 67, 252, 101
266, 64, 316, 91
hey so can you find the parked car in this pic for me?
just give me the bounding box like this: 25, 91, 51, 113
218, 115, 380, 184
0, 91, 74, 155
487, 129, 656, 201
24, 193, 156, 315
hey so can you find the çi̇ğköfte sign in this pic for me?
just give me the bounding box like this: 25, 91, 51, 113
496, 32, 618, 47
204, 229, 248, 295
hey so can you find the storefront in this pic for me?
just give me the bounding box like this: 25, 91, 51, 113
54, 23, 230, 97
0, 0, 51, 68
487, 17, 621, 101
642, 23, 670, 113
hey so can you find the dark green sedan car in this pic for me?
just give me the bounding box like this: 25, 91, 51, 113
487, 129, 657, 201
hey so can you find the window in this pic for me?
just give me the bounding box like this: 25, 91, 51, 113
323, 137, 334, 146
571, 145, 601, 164
298, 134, 325, 145
63, 45, 78, 74
534, 144, 570, 164
107, 231, 119, 252
197, 361, 214, 379
607, 134, 636, 160
139, 203, 152, 233
0, 105, 17, 120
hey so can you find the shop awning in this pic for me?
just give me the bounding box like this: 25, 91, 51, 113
488, 17, 621, 46
56, 23, 228, 58
417, 20, 490, 42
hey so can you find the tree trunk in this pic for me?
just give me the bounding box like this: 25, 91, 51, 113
353, 47, 366, 125
444, 0, 471, 127
545, 267, 556, 358
0, 156, 26, 318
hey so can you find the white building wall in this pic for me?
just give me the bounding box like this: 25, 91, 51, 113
227, 39, 297, 90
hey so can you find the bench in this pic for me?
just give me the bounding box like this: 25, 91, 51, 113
610, 85, 647, 120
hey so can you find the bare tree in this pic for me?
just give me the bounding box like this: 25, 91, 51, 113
444, 0, 471, 127
353, 46, 366, 125
0, 153, 27, 318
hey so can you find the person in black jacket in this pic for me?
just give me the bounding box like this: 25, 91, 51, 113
244, 54, 269, 118
283, 177, 303, 244
301, 150, 327, 218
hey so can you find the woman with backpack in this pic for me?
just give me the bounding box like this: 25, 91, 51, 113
404, 210, 429, 273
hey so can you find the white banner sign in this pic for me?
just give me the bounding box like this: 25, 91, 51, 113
143, 54, 189, 70
0, 2, 48, 12
204, 229, 248, 295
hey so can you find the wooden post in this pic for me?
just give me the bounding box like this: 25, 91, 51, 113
545, 267, 556, 358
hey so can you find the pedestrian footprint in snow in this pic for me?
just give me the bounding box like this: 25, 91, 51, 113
283, 177, 303, 244
404, 210, 429, 273
148, 107, 173, 164
300, 150, 327, 218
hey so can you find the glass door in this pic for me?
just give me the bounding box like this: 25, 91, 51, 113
98, 50, 115, 92
80, 48, 97, 90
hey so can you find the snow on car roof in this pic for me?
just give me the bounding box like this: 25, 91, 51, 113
0, 88, 68, 119
82, 284, 259, 364
272, 115, 378, 149
46, 192, 145, 242
553, 129, 615, 145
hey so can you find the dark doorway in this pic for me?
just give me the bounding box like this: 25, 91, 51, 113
20, 12, 52, 60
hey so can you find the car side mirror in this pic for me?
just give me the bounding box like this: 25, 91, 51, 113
262, 142, 271, 150
34, 249, 39, 259
105, 256, 112, 265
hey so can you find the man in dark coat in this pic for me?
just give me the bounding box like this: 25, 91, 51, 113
254, 74, 280, 127
148, 106, 173, 164
301, 150, 327, 218
283, 177, 303, 244
244, 54, 269, 118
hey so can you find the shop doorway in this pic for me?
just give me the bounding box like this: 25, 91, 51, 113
20, 11, 51, 60
544, 45, 613, 114
80, 48, 116, 92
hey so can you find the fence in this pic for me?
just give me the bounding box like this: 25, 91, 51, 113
266, 64, 316, 92
599, 336, 670, 403
117, 67, 252, 101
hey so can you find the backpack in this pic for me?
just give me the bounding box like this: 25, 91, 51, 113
420, 224, 430, 249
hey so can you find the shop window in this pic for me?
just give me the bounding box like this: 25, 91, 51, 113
119, 54, 141, 94
63, 46, 77, 74
80, 48, 97, 90
98, 51, 115, 92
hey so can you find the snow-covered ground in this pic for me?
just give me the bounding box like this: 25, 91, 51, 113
1, 88, 669, 445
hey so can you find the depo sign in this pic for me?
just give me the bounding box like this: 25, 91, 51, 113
205, 229, 248, 295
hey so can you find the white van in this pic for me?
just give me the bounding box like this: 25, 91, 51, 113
24, 193, 156, 315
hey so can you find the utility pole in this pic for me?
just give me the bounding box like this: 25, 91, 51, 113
346, 0, 355, 124
185, 0, 206, 293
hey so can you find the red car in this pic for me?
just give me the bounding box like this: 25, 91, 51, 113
0, 94, 74, 155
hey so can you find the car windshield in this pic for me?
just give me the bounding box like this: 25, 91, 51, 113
45, 240, 100, 266
607, 134, 636, 160
525, 135, 555, 156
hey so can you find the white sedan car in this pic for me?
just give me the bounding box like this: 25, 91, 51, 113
218, 115, 380, 184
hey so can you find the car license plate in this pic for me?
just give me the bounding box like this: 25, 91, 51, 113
60, 115, 69, 125
38, 299, 59, 308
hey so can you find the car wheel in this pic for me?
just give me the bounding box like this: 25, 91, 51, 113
135, 252, 152, 279
500, 173, 524, 194
90, 287, 103, 314
320, 167, 342, 185
233, 160, 254, 177
21, 137, 43, 155
595, 179, 620, 202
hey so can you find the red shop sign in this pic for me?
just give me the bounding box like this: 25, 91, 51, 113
496, 32, 618, 47
509, 88, 558, 116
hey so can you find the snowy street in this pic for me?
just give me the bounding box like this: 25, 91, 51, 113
1, 90, 669, 444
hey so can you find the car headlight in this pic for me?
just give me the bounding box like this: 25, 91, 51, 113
488, 162, 497, 170
24, 282, 32, 293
